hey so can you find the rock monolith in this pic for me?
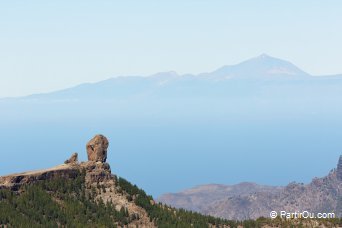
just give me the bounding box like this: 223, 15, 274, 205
86, 135, 109, 163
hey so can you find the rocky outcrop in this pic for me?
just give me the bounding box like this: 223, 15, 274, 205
80, 161, 112, 186
0, 165, 80, 191
337, 155, 342, 181
64, 152, 78, 164
0, 135, 155, 227
86, 134, 109, 162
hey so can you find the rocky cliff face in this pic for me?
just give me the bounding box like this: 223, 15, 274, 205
158, 156, 342, 220
0, 164, 80, 191
337, 155, 342, 181
0, 135, 155, 228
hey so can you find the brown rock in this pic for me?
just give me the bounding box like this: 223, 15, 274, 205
80, 161, 112, 185
64, 152, 78, 164
86, 135, 109, 162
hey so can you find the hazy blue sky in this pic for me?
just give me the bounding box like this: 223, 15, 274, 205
1, 0, 342, 97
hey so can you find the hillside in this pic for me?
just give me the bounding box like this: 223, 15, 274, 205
158, 156, 342, 221
0, 135, 237, 227
1, 135, 341, 227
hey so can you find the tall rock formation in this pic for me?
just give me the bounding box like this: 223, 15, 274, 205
86, 134, 109, 162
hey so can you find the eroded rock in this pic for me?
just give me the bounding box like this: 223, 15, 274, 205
86, 135, 109, 162
64, 152, 78, 164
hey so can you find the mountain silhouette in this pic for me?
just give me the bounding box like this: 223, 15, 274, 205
5, 54, 340, 101
202, 54, 310, 79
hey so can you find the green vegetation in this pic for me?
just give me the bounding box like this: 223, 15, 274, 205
0, 170, 130, 228
0, 172, 341, 227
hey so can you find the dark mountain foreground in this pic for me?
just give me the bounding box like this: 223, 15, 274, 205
159, 156, 342, 221
0, 135, 341, 228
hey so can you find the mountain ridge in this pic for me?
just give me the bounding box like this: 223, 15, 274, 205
2, 54, 342, 100
158, 155, 342, 220
199, 54, 311, 80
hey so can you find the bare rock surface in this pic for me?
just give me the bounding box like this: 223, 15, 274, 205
0, 164, 79, 191
64, 152, 78, 164
337, 155, 342, 181
86, 134, 109, 162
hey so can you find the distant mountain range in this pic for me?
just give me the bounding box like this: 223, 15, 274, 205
158, 156, 342, 220
3, 54, 342, 101
158, 182, 282, 213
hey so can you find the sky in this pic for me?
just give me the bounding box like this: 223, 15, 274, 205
1, 0, 342, 97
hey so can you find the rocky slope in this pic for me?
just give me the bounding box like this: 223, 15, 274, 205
158, 156, 342, 220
